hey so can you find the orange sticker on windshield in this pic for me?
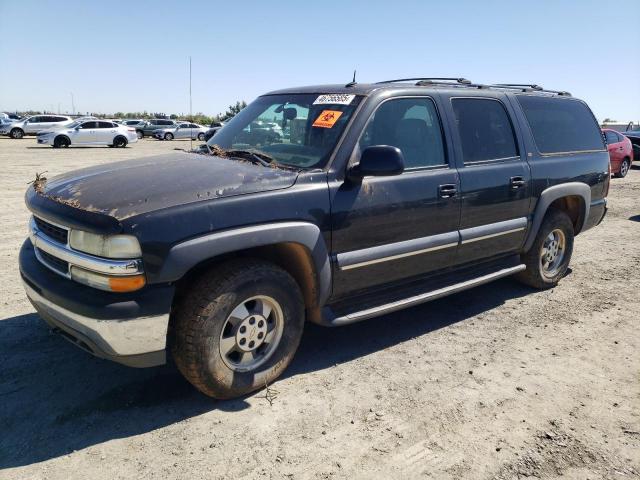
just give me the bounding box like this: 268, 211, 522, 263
313, 110, 343, 128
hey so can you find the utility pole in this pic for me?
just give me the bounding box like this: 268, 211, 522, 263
189, 56, 193, 151
70, 92, 75, 116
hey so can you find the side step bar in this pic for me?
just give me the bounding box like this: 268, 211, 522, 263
322, 264, 526, 326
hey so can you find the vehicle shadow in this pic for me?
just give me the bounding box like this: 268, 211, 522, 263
629, 215, 640, 222
0, 277, 533, 469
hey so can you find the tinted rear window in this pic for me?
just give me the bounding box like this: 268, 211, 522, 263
517, 96, 604, 154
451, 98, 518, 163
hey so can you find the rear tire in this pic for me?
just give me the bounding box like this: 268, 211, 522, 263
113, 136, 127, 148
171, 259, 305, 399
515, 209, 574, 289
197, 132, 205, 141
164, 132, 174, 140
10, 128, 24, 139
136, 130, 144, 139
616, 158, 630, 178
53, 136, 70, 148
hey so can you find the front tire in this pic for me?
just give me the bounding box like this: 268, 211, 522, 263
10, 128, 24, 139
515, 209, 574, 289
136, 130, 144, 139
197, 132, 205, 141
171, 259, 305, 399
164, 132, 174, 140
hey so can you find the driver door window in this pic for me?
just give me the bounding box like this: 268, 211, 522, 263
359, 98, 447, 169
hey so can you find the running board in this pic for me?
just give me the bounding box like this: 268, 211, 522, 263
321, 264, 526, 326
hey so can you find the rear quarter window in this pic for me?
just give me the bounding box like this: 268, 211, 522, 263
517, 96, 605, 154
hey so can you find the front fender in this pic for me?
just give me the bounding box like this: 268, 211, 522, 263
155, 221, 332, 304
523, 182, 591, 252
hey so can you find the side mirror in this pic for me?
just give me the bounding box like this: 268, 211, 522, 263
348, 145, 405, 181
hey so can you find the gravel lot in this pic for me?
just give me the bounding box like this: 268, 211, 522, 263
0, 137, 638, 479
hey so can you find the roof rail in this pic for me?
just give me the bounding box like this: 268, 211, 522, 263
490, 83, 572, 96
373, 78, 572, 96
376, 77, 472, 85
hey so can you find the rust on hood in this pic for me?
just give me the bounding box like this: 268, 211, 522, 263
29, 171, 82, 209
29, 152, 299, 221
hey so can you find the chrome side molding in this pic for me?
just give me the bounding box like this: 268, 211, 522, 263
329, 264, 526, 326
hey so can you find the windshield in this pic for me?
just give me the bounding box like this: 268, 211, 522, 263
207, 93, 361, 169
66, 120, 82, 129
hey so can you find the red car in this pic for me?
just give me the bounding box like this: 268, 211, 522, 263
603, 128, 634, 177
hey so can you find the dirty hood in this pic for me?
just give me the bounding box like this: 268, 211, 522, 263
40, 152, 299, 220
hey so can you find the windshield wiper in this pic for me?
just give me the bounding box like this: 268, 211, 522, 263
203, 144, 299, 170
226, 149, 275, 167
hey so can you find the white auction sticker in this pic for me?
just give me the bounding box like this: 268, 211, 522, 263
313, 94, 356, 105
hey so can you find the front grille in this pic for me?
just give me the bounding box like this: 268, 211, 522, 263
34, 217, 68, 244
37, 248, 69, 275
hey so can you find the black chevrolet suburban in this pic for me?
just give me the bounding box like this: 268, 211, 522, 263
20, 78, 609, 398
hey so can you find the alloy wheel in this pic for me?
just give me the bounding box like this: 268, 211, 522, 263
539, 229, 566, 278
218, 295, 284, 372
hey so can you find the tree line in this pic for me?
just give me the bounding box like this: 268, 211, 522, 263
11, 101, 248, 125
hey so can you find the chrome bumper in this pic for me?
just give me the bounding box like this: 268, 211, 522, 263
23, 279, 169, 361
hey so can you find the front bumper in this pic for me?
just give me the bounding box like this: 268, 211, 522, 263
20, 239, 174, 367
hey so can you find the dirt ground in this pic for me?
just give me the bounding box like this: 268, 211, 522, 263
0, 137, 638, 480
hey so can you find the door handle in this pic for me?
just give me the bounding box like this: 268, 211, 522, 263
439, 184, 457, 198
510, 176, 526, 189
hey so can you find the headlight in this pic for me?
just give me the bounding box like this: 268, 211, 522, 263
69, 230, 142, 259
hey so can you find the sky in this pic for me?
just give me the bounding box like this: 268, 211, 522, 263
1, 0, 639, 122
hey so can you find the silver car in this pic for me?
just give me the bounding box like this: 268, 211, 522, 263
153, 122, 208, 141
0, 114, 73, 138
36, 119, 138, 148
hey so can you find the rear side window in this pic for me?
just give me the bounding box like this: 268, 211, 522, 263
604, 130, 618, 145
451, 98, 518, 163
97, 121, 114, 128
517, 96, 604, 154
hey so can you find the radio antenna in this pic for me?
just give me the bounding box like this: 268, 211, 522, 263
345, 69, 357, 88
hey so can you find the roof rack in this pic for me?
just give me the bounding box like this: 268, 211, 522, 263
376, 77, 472, 85
374, 78, 571, 96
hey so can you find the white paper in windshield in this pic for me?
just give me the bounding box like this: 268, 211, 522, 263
313, 94, 355, 105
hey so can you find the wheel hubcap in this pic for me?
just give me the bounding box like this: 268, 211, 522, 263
621, 161, 628, 176
540, 229, 566, 278
219, 295, 284, 372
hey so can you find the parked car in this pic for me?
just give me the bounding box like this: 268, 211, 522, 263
121, 119, 145, 127
203, 126, 222, 142
36, 120, 138, 148
203, 119, 230, 142
19, 79, 609, 399
603, 128, 634, 177
0, 115, 73, 138
153, 122, 208, 141
2, 112, 22, 121
136, 119, 177, 138
621, 129, 640, 161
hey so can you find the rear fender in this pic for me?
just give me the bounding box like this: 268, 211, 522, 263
523, 182, 590, 252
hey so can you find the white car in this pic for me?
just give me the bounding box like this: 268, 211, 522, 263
153, 122, 208, 140
0, 114, 73, 138
37, 120, 138, 148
